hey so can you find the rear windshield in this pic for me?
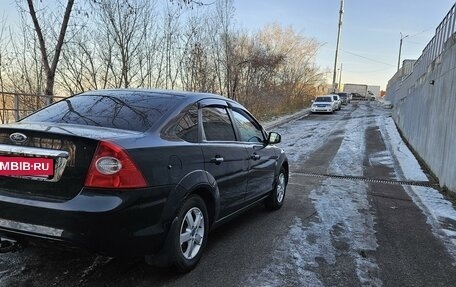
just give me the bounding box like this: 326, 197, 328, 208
22, 92, 182, 132
338, 93, 348, 98
315, 97, 331, 102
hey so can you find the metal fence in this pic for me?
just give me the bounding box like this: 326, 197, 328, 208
389, 3, 456, 92
0, 92, 66, 124
414, 3, 456, 76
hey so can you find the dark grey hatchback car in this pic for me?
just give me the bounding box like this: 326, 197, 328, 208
0, 89, 288, 272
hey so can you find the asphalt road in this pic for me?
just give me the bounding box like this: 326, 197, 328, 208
1, 102, 455, 286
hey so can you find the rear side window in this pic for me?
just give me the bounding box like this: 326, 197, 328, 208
175, 105, 198, 143
202, 107, 236, 141
22, 93, 182, 132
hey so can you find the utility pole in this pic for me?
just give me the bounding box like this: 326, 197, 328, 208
397, 32, 409, 71
338, 63, 343, 91
332, 0, 344, 93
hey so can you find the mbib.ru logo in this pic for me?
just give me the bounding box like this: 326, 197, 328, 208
0, 156, 54, 176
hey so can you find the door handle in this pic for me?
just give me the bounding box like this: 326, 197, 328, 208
210, 156, 224, 165
251, 154, 261, 160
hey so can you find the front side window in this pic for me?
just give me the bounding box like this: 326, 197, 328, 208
232, 109, 264, 143
202, 107, 236, 141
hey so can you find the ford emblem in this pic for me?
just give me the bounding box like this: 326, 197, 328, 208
9, 132, 28, 143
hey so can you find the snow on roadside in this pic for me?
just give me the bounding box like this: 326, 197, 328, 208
321, 109, 382, 286
380, 117, 428, 181
274, 117, 346, 163
248, 103, 456, 286
377, 115, 456, 261
247, 105, 382, 286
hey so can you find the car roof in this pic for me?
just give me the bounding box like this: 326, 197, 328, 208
80, 88, 235, 105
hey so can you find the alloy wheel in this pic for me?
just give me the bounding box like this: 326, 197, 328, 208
179, 207, 205, 260
276, 172, 286, 203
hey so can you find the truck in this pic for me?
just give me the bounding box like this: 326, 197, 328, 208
367, 85, 381, 100
343, 83, 368, 98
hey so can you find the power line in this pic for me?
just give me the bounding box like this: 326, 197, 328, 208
403, 40, 425, 45
408, 28, 434, 38
341, 50, 396, 67
346, 67, 393, 74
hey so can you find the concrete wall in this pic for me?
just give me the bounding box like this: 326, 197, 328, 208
387, 35, 456, 192
385, 60, 416, 104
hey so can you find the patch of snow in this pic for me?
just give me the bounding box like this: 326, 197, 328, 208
378, 117, 427, 181
0, 255, 27, 286
324, 113, 382, 286
377, 115, 456, 261
309, 176, 381, 287
250, 103, 456, 285
247, 216, 327, 287
355, 255, 383, 287
247, 106, 382, 286
275, 119, 346, 163
368, 151, 395, 170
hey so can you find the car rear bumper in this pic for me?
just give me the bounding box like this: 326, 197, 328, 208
0, 186, 174, 257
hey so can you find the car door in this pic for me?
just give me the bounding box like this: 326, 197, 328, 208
332, 95, 338, 109
230, 108, 278, 203
199, 100, 250, 218
330, 98, 337, 110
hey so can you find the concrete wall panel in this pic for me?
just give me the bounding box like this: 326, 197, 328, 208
389, 36, 456, 192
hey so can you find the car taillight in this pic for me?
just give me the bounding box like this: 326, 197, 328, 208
84, 141, 148, 189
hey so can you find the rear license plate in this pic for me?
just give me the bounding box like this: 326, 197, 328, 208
0, 156, 54, 176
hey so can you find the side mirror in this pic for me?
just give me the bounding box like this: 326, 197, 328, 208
268, 132, 281, 144
311, 100, 314, 103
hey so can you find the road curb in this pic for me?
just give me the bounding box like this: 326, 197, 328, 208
263, 108, 311, 130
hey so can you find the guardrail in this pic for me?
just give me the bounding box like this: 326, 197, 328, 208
414, 4, 456, 76
389, 3, 456, 92
0, 92, 66, 124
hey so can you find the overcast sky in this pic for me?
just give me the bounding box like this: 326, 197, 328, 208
233, 0, 456, 89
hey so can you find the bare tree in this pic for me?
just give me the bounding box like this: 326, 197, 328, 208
26, 0, 74, 101
223, 24, 324, 117
216, 0, 235, 98
3, 15, 49, 116
58, 31, 95, 94
92, 0, 154, 88
3, 0, 325, 121
160, 3, 185, 89
0, 16, 11, 123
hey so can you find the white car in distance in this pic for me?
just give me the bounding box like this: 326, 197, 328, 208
382, 100, 393, 109
311, 95, 336, 113
331, 94, 342, 110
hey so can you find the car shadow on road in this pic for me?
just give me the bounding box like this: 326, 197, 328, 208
0, 202, 292, 287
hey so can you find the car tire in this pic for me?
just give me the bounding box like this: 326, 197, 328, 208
265, 167, 287, 210
169, 195, 209, 273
